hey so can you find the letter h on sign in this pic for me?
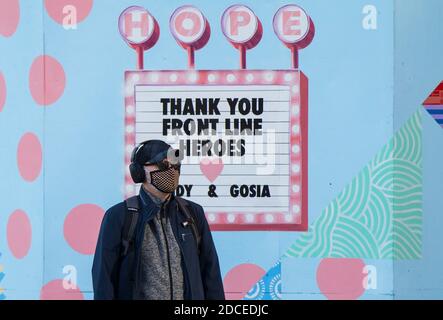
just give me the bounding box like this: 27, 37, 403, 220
124, 10, 149, 39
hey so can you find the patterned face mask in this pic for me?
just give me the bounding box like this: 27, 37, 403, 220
149, 166, 180, 194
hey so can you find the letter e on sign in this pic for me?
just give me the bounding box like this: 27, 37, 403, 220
273, 5, 313, 49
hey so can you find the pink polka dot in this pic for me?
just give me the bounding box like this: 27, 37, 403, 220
0, 72, 6, 112
64, 204, 104, 255
17, 132, 42, 182
0, 0, 20, 37
29, 55, 66, 106
7, 210, 32, 259
40, 279, 84, 300
223, 263, 266, 300
44, 0, 93, 25
316, 258, 366, 300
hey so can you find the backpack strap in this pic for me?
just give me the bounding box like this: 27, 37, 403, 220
121, 196, 140, 257
175, 196, 201, 255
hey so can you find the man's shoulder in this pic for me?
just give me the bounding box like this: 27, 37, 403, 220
103, 201, 128, 224
107, 200, 127, 213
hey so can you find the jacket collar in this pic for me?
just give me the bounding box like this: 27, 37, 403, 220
139, 185, 174, 214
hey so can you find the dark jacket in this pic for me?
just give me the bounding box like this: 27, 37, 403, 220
92, 187, 225, 300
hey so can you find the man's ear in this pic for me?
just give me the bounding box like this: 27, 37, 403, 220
144, 167, 152, 184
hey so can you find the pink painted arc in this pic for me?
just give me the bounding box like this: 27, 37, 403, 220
40, 279, 84, 300
44, 0, 93, 25
0, 72, 6, 112
29, 55, 66, 106
316, 258, 366, 300
17, 132, 42, 182
0, 0, 20, 37
64, 204, 104, 255
223, 263, 266, 300
7, 210, 32, 259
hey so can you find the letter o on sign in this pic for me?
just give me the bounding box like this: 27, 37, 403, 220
273, 5, 314, 49
118, 6, 159, 50
170, 5, 210, 50
221, 5, 262, 49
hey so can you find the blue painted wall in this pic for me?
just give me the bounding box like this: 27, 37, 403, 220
0, 0, 441, 300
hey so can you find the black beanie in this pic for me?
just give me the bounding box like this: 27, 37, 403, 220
132, 140, 171, 165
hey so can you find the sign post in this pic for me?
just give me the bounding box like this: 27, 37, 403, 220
118, 6, 160, 70
273, 5, 315, 69
221, 5, 263, 69
170, 5, 211, 69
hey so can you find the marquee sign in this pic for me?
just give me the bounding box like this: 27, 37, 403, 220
120, 4, 314, 231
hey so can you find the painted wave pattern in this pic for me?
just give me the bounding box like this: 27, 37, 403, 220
285, 110, 423, 260
243, 262, 281, 300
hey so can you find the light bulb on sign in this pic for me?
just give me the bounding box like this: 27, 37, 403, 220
273, 5, 315, 69
118, 6, 160, 70
170, 6, 211, 69
221, 5, 263, 69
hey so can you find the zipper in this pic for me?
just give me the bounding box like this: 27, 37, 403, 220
160, 206, 174, 300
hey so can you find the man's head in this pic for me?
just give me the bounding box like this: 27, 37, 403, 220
129, 140, 181, 195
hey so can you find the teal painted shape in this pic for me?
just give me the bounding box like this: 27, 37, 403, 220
286, 109, 423, 259
243, 110, 423, 299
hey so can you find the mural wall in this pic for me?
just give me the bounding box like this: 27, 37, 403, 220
0, 0, 442, 300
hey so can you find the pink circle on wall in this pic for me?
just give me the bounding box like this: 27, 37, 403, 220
40, 279, 84, 300
17, 132, 42, 182
223, 263, 266, 300
44, 0, 93, 25
0, 72, 6, 112
0, 0, 20, 37
29, 55, 66, 106
64, 204, 104, 255
316, 258, 366, 300
7, 210, 32, 259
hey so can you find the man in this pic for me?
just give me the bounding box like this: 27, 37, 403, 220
92, 139, 225, 300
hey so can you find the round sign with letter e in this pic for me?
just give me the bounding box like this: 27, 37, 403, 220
273, 5, 314, 49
